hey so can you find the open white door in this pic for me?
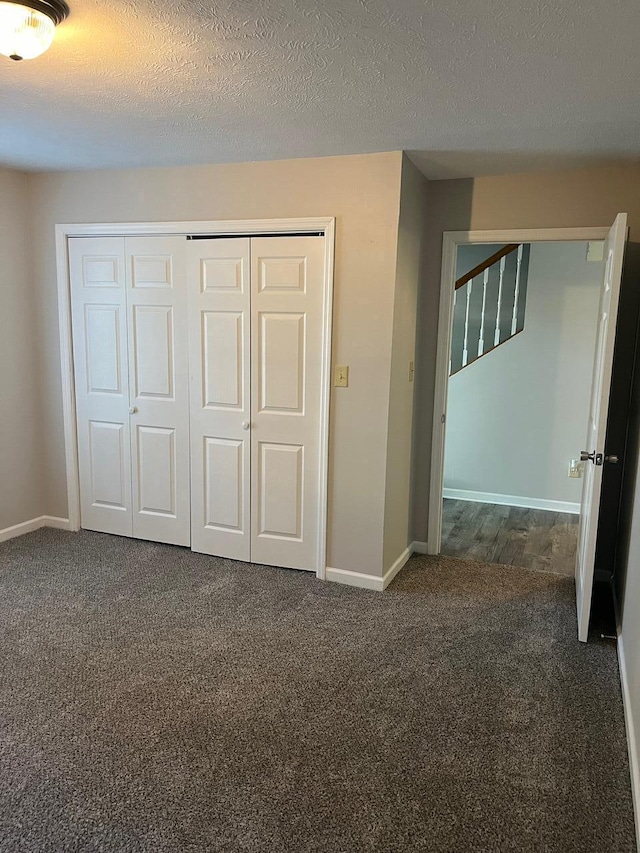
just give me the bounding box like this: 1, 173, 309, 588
576, 213, 627, 642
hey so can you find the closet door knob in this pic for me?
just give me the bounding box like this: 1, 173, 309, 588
129, 406, 138, 415
242, 420, 250, 430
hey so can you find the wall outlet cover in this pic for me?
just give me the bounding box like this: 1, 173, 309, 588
587, 241, 604, 262
568, 459, 582, 478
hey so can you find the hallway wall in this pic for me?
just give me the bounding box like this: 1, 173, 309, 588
444, 241, 602, 508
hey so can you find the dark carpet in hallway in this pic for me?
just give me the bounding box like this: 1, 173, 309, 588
0, 529, 635, 852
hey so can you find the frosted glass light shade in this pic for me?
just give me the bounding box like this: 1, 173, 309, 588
0, 1, 56, 60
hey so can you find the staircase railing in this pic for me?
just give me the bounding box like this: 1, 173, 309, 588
450, 243, 530, 375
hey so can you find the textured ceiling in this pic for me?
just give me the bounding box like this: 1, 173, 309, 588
1, 0, 640, 177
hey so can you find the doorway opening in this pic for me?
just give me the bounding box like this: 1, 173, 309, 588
427, 219, 628, 642
441, 240, 604, 575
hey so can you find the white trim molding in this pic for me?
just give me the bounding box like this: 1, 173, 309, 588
428, 225, 610, 556
55, 218, 335, 580
326, 545, 416, 592
617, 634, 640, 851
443, 488, 580, 515
383, 546, 413, 589
326, 567, 387, 592
0, 516, 71, 544
411, 540, 429, 554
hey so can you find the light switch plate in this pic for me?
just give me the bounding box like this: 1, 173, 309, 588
334, 365, 349, 387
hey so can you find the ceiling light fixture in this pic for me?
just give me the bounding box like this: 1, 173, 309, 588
0, 0, 68, 61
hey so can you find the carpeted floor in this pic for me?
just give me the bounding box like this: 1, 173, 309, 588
0, 529, 635, 852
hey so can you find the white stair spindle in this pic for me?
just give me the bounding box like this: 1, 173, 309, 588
494, 256, 506, 346
450, 288, 457, 374
478, 267, 489, 356
462, 279, 472, 367
511, 244, 524, 335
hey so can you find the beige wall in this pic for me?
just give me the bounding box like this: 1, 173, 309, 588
0, 168, 44, 530
28, 151, 404, 576
382, 155, 429, 571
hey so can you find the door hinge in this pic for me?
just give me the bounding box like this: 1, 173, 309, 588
441, 414, 446, 424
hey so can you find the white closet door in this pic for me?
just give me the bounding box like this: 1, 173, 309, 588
125, 237, 190, 546
69, 237, 133, 536
251, 236, 325, 572
187, 238, 251, 560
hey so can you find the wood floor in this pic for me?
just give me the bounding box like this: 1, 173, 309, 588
441, 499, 579, 576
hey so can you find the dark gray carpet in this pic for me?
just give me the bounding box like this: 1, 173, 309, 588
0, 529, 635, 852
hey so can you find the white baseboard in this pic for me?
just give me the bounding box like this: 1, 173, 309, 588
325, 566, 386, 592
617, 634, 640, 851
0, 515, 71, 544
0, 517, 43, 543
443, 488, 580, 515
411, 540, 428, 554
41, 516, 71, 530
326, 545, 417, 592
383, 546, 412, 589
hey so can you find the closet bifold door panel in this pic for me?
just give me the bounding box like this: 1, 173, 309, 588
125, 237, 190, 546
250, 236, 325, 572
188, 234, 325, 572
187, 238, 251, 560
70, 228, 326, 569
69, 235, 191, 547
69, 237, 133, 536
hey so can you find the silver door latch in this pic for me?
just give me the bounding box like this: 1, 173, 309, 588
580, 450, 604, 466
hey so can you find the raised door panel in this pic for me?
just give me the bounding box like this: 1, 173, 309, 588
84, 305, 122, 395
132, 305, 175, 399
69, 236, 133, 537
125, 236, 190, 547
82, 255, 120, 289
131, 255, 173, 289
204, 437, 246, 533
136, 426, 177, 517
258, 256, 306, 292
88, 420, 127, 510
201, 257, 244, 292
250, 236, 325, 571
258, 443, 303, 540
259, 313, 305, 414
188, 238, 251, 561
202, 311, 244, 409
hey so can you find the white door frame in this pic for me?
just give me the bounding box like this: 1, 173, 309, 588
55, 217, 336, 579
428, 226, 609, 555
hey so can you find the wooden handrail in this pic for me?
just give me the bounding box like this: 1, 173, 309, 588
455, 243, 520, 290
